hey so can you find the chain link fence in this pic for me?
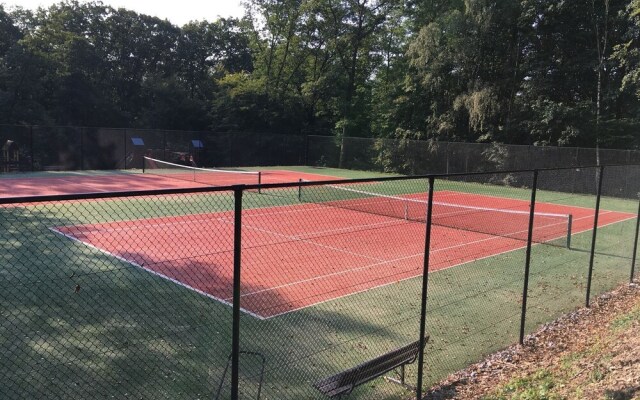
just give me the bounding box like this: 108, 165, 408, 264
0, 125, 307, 172
308, 136, 640, 186
2, 125, 640, 180
1, 164, 638, 399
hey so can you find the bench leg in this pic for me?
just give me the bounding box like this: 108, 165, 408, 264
384, 365, 416, 391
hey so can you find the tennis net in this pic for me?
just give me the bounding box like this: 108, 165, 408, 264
143, 156, 261, 188
299, 183, 573, 247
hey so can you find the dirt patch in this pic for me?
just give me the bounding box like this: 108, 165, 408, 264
425, 283, 640, 400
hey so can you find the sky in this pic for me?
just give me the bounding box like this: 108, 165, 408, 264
2, 0, 245, 26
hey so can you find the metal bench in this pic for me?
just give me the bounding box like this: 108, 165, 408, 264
313, 336, 429, 398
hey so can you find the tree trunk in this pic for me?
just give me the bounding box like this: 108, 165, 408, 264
592, 0, 609, 167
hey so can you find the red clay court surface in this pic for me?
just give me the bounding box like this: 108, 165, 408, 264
52, 190, 636, 319
0, 169, 338, 198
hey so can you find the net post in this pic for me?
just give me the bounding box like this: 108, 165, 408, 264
586, 165, 605, 308
566, 214, 573, 249
298, 179, 303, 202
416, 176, 434, 400
231, 186, 244, 400
258, 171, 262, 194
520, 169, 538, 345
142, 156, 145, 173
630, 198, 640, 283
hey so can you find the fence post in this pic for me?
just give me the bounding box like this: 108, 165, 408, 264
123, 129, 127, 170
338, 135, 346, 169
585, 166, 605, 307
231, 186, 244, 400
79, 127, 84, 171
445, 142, 450, 174
416, 176, 435, 400
519, 170, 538, 344
304, 135, 310, 166
29, 125, 35, 171
163, 130, 167, 162
630, 198, 640, 283
230, 133, 236, 167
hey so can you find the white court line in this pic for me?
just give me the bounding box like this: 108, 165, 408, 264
63, 188, 621, 239
68, 203, 411, 245
144, 156, 259, 176
58, 203, 323, 235
57, 205, 416, 275
437, 190, 638, 214
215, 216, 386, 263
55, 177, 116, 193
236, 214, 580, 300
49, 227, 267, 320
51, 199, 636, 320
66, 213, 232, 234
325, 185, 567, 219
259, 212, 636, 319
292, 219, 406, 239
232, 250, 425, 300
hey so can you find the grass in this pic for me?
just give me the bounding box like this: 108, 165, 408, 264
480, 288, 640, 400
0, 167, 637, 399
481, 370, 561, 400
610, 304, 640, 332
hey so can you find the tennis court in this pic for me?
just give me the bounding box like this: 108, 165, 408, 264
51, 187, 635, 319
0, 158, 339, 198
3, 164, 640, 400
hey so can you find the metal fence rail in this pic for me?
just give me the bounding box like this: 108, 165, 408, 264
1, 165, 639, 399
307, 136, 640, 172
2, 124, 640, 181
0, 125, 307, 171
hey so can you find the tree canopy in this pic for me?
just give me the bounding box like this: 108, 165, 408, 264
1, 0, 638, 148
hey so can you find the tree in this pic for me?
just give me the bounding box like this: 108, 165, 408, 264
0, 0, 638, 151
515, 0, 632, 147
0, 5, 21, 55
0, 6, 55, 124
178, 19, 252, 101
407, 1, 522, 143
613, 0, 640, 98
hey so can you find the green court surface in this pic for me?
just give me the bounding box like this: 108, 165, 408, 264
0, 167, 637, 399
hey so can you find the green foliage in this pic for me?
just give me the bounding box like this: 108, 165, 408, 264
483, 370, 562, 400
609, 304, 640, 332
401, 0, 638, 147
373, 130, 430, 174
613, 0, 640, 100
0, 0, 638, 148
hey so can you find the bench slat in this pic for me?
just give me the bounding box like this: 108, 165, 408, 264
314, 336, 428, 398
